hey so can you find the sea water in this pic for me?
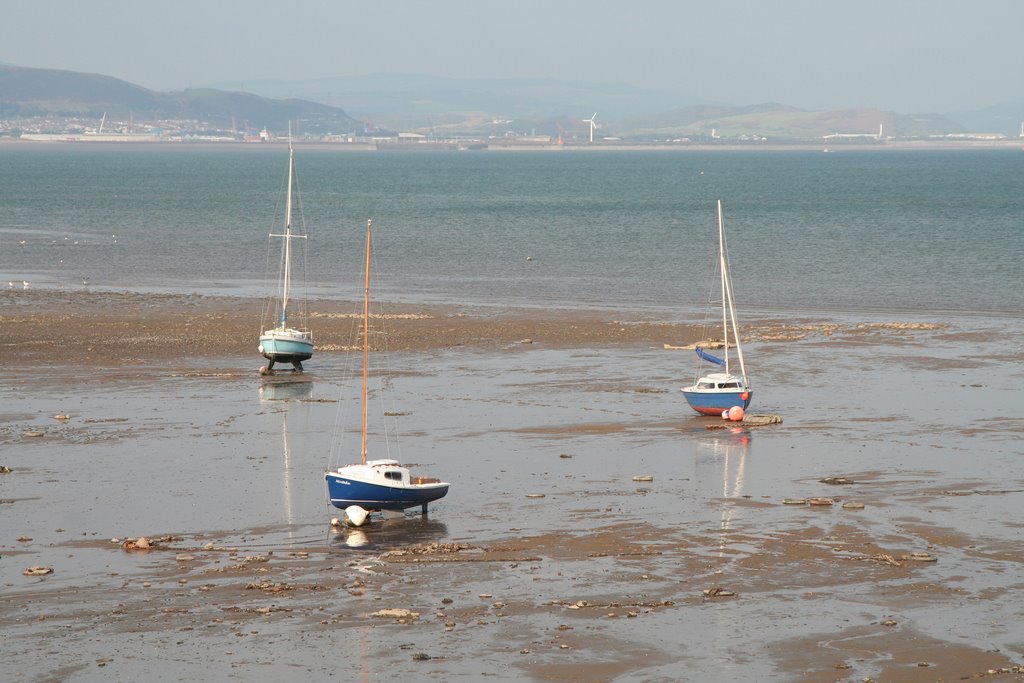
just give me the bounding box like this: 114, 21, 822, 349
1, 145, 1021, 317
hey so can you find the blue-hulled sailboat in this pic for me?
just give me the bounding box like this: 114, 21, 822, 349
325, 220, 449, 518
681, 200, 753, 415
259, 137, 312, 373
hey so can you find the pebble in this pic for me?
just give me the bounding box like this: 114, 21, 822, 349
525, 493, 545, 499
23, 566, 53, 576
782, 498, 807, 505
123, 537, 151, 550
904, 552, 937, 562
808, 497, 833, 506
842, 501, 865, 510
631, 475, 654, 482
372, 608, 419, 619
23, 431, 44, 438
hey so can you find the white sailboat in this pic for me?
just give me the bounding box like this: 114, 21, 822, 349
681, 200, 752, 415
259, 137, 313, 373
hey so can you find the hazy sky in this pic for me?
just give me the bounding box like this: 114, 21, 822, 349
3, 0, 1022, 113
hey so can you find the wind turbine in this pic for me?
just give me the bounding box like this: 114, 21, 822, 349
583, 112, 597, 142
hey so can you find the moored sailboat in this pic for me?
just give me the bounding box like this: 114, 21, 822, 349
682, 200, 753, 415
325, 220, 449, 519
259, 137, 312, 373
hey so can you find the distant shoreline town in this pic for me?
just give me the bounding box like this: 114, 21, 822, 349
3, 120, 1022, 150
3, 135, 1021, 152
6, 112, 1022, 151
5, 115, 1023, 151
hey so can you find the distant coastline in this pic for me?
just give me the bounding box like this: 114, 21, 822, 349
2, 138, 1021, 152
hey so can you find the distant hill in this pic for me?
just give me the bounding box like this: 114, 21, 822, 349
0, 65, 161, 113
208, 74, 990, 140
3, 64, 1018, 140
950, 101, 1024, 137
0, 65, 360, 134
203, 73, 704, 131
616, 103, 967, 140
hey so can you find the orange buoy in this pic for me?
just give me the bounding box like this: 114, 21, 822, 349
728, 406, 745, 421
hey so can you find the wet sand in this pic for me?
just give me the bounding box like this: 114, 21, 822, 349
2, 290, 1024, 682
1, 289, 713, 361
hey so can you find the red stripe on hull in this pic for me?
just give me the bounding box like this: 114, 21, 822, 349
692, 405, 728, 416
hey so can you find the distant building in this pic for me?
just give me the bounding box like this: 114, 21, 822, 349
823, 124, 885, 141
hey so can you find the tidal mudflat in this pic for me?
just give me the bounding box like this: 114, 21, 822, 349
2, 295, 1023, 682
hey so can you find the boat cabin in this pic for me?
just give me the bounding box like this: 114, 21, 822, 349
365, 459, 407, 484
692, 372, 748, 391
697, 379, 742, 389
361, 459, 442, 487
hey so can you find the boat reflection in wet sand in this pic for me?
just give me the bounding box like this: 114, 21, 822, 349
258, 376, 313, 403
331, 516, 449, 550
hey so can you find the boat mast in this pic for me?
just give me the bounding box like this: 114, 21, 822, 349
719, 200, 748, 385
717, 200, 729, 375
361, 219, 372, 465
280, 133, 294, 328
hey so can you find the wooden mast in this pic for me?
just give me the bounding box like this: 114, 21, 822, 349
361, 219, 372, 465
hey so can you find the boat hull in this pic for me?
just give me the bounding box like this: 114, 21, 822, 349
259, 333, 313, 363
681, 389, 752, 416
325, 472, 449, 512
